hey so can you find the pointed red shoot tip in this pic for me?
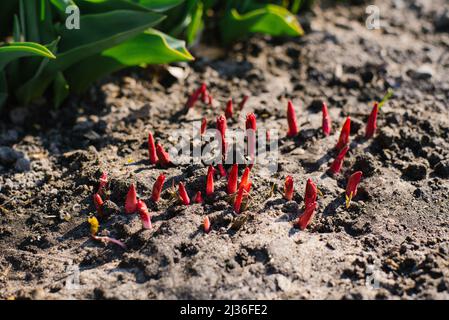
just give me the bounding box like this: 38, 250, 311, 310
284, 176, 294, 201
203, 216, 211, 233
239, 167, 251, 192
155, 143, 171, 167
345, 171, 363, 208
322, 102, 331, 136
304, 178, 318, 208
216, 115, 227, 156
93, 193, 104, 216
227, 164, 239, 194
297, 202, 317, 230
194, 191, 203, 203
206, 165, 215, 197
287, 100, 299, 137
217, 164, 227, 178
225, 99, 233, 119
178, 182, 190, 205
98, 172, 108, 195
335, 116, 351, 151
125, 183, 137, 214
245, 113, 257, 131
148, 132, 158, 165
328, 146, 350, 175
151, 174, 165, 202
234, 182, 251, 214
137, 199, 152, 229
201, 117, 207, 135
238, 95, 249, 110
365, 102, 379, 139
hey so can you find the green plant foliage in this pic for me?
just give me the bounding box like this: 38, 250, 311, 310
0, 0, 304, 110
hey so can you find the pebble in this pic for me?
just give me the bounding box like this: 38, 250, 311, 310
434, 8, 449, 32
407, 65, 434, 80
434, 160, 449, 178
14, 157, 31, 172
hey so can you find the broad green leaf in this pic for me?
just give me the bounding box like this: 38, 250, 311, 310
21, 0, 40, 42
186, 1, 203, 45
0, 71, 7, 109
76, 0, 151, 14
53, 71, 69, 108
49, 0, 77, 12
16, 10, 165, 104
137, 0, 186, 12
221, 4, 303, 43
0, 42, 56, 70
66, 28, 194, 93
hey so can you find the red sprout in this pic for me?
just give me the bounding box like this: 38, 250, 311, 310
207, 94, 213, 106
296, 202, 317, 230
266, 131, 271, 142
216, 115, 227, 157
151, 174, 165, 202
234, 182, 252, 214
206, 165, 215, 197
201, 117, 207, 135
225, 99, 233, 119
178, 182, 190, 205
148, 132, 158, 165
217, 164, 227, 178
238, 95, 249, 110
137, 199, 152, 229
335, 116, 351, 151
93, 193, 104, 216
200, 83, 208, 103
125, 183, 137, 214
239, 167, 251, 191
194, 191, 203, 203
322, 102, 331, 136
245, 113, 257, 131
287, 100, 299, 137
156, 143, 171, 167
203, 216, 211, 233
246, 113, 257, 165
328, 146, 350, 175
227, 164, 238, 194
365, 102, 379, 139
98, 172, 108, 195
284, 176, 294, 201
345, 171, 363, 208
304, 178, 317, 208
186, 83, 206, 109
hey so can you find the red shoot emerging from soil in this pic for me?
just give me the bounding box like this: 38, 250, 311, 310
335, 116, 351, 150
284, 176, 294, 201
346, 171, 363, 208
234, 182, 252, 214
296, 202, 317, 230
216, 115, 227, 156
245, 113, 257, 131
328, 146, 350, 175
98, 172, 108, 195
178, 182, 190, 205
239, 167, 251, 191
201, 117, 207, 135
137, 199, 152, 229
225, 99, 233, 119
186, 83, 206, 109
365, 102, 379, 139
194, 191, 203, 203
287, 100, 299, 137
206, 165, 215, 197
203, 216, 211, 233
156, 143, 171, 167
304, 178, 317, 208
125, 183, 137, 214
238, 95, 249, 110
322, 102, 331, 136
148, 132, 158, 165
218, 164, 227, 177
151, 174, 165, 202
227, 164, 238, 194
93, 193, 104, 216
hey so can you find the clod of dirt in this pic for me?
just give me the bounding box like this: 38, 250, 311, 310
102, 200, 121, 216
402, 163, 428, 181
434, 160, 449, 178
14, 157, 31, 172
352, 154, 377, 177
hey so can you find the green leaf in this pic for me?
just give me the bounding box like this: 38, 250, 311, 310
378, 88, 394, 109
49, 0, 77, 12
21, 0, 40, 42
53, 71, 69, 108
15, 10, 165, 104
221, 4, 303, 43
136, 0, 186, 12
66, 28, 194, 93
186, 1, 203, 45
0, 42, 56, 70
75, 0, 151, 14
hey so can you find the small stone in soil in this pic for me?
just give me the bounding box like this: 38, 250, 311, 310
434, 160, 449, 178
0, 146, 23, 165
14, 157, 31, 172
